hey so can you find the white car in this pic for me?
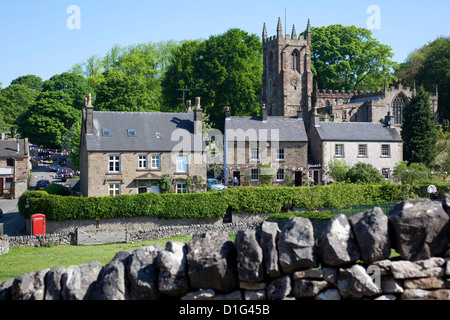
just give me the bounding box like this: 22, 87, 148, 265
207, 178, 226, 191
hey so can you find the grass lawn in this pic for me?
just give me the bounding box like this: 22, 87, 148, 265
0, 235, 192, 283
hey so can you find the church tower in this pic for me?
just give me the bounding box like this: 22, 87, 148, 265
261, 18, 313, 119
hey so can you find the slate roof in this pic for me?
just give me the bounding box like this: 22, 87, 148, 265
225, 116, 308, 142
313, 122, 402, 142
0, 139, 29, 158
85, 111, 204, 152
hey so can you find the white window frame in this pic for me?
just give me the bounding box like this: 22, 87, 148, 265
108, 183, 120, 196
108, 155, 120, 173
151, 155, 161, 170
176, 155, 188, 173
335, 144, 344, 157
138, 155, 147, 169
276, 168, 285, 181
176, 182, 188, 194
250, 148, 259, 161
381, 144, 391, 157
358, 144, 367, 157
381, 168, 390, 180
277, 148, 285, 160
251, 168, 259, 181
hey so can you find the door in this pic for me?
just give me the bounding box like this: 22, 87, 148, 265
0, 179, 3, 196
314, 170, 319, 186
294, 171, 302, 186
233, 171, 240, 186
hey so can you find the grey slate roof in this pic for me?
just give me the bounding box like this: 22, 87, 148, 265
314, 122, 402, 142
0, 139, 29, 158
225, 116, 308, 142
85, 111, 203, 152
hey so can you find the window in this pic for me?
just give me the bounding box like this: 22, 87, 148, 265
381, 144, 391, 157
108, 155, 120, 173
138, 155, 147, 169
335, 144, 344, 157
277, 148, 285, 160
137, 182, 147, 193
176, 182, 187, 193
102, 129, 111, 136
358, 144, 367, 157
151, 155, 161, 169
292, 50, 299, 72
393, 94, 406, 125
276, 169, 285, 181
382, 168, 390, 180
108, 183, 120, 196
250, 148, 259, 161
251, 169, 259, 181
6, 158, 14, 166
127, 129, 137, 137
176, 155, 188, 172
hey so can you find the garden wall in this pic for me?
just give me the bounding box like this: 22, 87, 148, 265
1, 195, 449, 300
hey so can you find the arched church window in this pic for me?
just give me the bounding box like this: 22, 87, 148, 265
292, 50, 300, 72
392, 93, 406, 124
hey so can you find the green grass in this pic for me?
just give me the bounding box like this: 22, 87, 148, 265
0, 235, 192, 282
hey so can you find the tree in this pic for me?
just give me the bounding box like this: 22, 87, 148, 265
161, 29, 263, 129
395, 37, 449, 121
308, 25, 397, 91
16, 91, 79, 148
42, 72, 94, 110
94, 71, 157, 112
401, 85, 438, 166
392, 161, 430, 185
10, 74, 43, 91
326, 157, 350, 182
346, 162, 384, 184
0, 84, 39, 130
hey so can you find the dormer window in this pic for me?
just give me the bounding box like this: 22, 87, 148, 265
102, 129, 111, 136
127, 129, 137, 137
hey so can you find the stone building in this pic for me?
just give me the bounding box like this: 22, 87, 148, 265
79, 95, 206, 197
224, 105, 309, 187
313, 82, 439, 134
0, 135, 30, 198
308, 111, 403, 183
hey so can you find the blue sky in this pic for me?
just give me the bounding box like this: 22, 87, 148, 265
1, 0, 449, 87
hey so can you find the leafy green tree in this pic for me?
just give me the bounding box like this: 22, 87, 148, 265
346, 162, 384, 184
162, 29, 263, 129
308, 24, 397, 91
10, 74, 43, 91
62, 119, 81, 168
0, 84, 39, 129
402, 85, 438, 165
392, 161, 430, 185
42, 72, 94, 110
16, 91, 79, 148
395, 37, 449, 121
94, 71, 157, 112
326, 157, 350, 182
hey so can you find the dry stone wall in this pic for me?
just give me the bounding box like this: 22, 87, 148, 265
1, 195, 449, 300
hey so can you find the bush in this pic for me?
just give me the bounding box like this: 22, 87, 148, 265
19, 182, 445, 222
43, 183, 70, 196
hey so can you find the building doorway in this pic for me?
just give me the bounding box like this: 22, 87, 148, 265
233, 171, 240, 186
294, 171, 302, 186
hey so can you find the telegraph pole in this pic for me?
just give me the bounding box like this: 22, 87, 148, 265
177, 88, 190, 112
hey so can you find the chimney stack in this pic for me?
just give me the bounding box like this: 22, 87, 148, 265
225, 106, 231, 119
194, 97, 202, 136
261, 104, 267, 122
297, 106, 303, 119
84, 93, 94, 134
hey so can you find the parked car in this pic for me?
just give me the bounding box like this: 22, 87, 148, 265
36, 180, 50, 190
207, 178, 226, 191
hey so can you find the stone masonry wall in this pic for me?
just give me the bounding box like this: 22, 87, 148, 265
1, 195, 449, 301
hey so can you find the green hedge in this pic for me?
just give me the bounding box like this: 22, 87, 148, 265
18, 182, 450, 221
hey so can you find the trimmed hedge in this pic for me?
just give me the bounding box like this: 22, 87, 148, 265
18, 182, 450, 221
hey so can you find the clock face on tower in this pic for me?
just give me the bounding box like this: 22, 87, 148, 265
291, 78, 299, 86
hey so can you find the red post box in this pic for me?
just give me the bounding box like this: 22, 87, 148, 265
31, 214, 46, 235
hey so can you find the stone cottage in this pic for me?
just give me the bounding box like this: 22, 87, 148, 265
224, 104, 308, 187
0, 136, 30, 198
79, 94, 206, 197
